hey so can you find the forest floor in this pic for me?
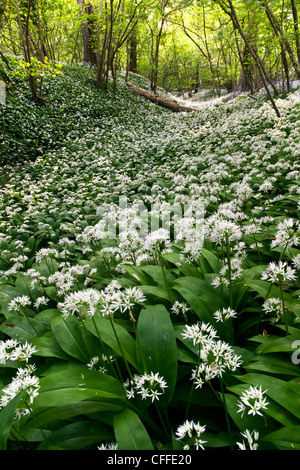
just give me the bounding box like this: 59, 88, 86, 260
0, 63, 300, 451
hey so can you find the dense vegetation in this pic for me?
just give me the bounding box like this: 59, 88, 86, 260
1, 0, 300, 453
1, 61, 300, 451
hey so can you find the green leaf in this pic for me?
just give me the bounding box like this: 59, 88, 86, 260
31, 331, 71, 360
136, 304, 177, 403
172, 276, 226, 323
113, 409, 154, 450
245, 355, 300, 376
236, 373, 300, 419
250, 333, 300, 355
140, 265, 175, 288
84, 316, 137, 368
33, 367, 126, 408
51, 314, 89, 362
263, 426, 300, 450
37, 420, 114, 450
0, 391, 25, 450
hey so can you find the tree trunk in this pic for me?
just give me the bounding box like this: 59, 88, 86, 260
77, 0, 98, 66
263, 1, 300, 79
217, 0, 280, 117
291, 0, 300, 67
128, 27, 138, 73
125, 82, 197, 112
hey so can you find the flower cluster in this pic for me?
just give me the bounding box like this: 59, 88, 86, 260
0, 365, 40, 417
175, 419, 207, 450
237, 385, 269, 418
236, 429, 260, 450
0, 339, 38, 364
182, 321, 242, 387
57, 283, 146, 319
123, 372, 168, 402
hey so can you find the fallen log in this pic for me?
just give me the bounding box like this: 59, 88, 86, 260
125, 82, 198, 113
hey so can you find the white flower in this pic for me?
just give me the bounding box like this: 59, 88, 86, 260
98, 442, 119, 450
236, 429, 259, 450
0, 365, 40, 413
271, 218, 299, 249
57, 288, 102, 318
35, 248, 59, 263
123, 372, 168, 402
237, 385, 269, 418
292, 254, 300, 269
8, 295, 32, 312
171, 301, 190, 316
213, 307, 238, 322
261, 261, 297, 283
175, 420, 207, 450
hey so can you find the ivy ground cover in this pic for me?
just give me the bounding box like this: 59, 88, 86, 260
1, 63, 300, 451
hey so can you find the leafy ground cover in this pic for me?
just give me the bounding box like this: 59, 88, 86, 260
0, 61, 300, 450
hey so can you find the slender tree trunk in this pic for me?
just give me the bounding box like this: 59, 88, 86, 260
14, 0, 37, 100
262, 1, 300, 79
77, 0, 98, 66
128, 27, 138, 73
218, 0, 280, 117
151, 15, 165, 93
291, 0, 300, 67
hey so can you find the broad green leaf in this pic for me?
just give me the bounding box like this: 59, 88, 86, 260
263, 426, 300, 450
113, 409, 154, 450
136, 304, 177, 403
0, 315, 47, 342
84, 316, 137, 368
236, 373, 300, 419
33, 367, 126, 408
140, 265, 175, 288
250, 333, 300, 355
122, 265, 155, 285
245, 355, 300, 376
37, 420, 114, 450
0, 391, 25, 450
20, 401, 121, 436
139, 284, 174, 302
31, 331, 71, 360
51, 314, 89, 362
172, 276, 226, 323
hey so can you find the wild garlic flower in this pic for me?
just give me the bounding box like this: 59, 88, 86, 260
191, 339, 242, 387
143, 228, 172, 255
270, 218, 299, 250
0, 365, 40, 412
208, 218, 242, 245
34, 296, 49, 309
35, 248, 59, 263
0, 339, 37, 364
8, 295, 32, 312
123, 372, 168, 402
182, 321, 242, 386
181, 321, 218, 347
87, 354, 115, 374
213, 307, 238, 322
98, 442, 119, 450
236, 429, 259, 450
237, 385, 269, 418
261, 261, 297, 283
175, 420, 207, 450
171, 301, 190, 317
292, 254, 300, 270
58, 285, 146, 319
262, 297, 283, 322
57, 288, 102, 318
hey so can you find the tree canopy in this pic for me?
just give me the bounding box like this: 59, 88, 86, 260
1, 0, 300, 98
